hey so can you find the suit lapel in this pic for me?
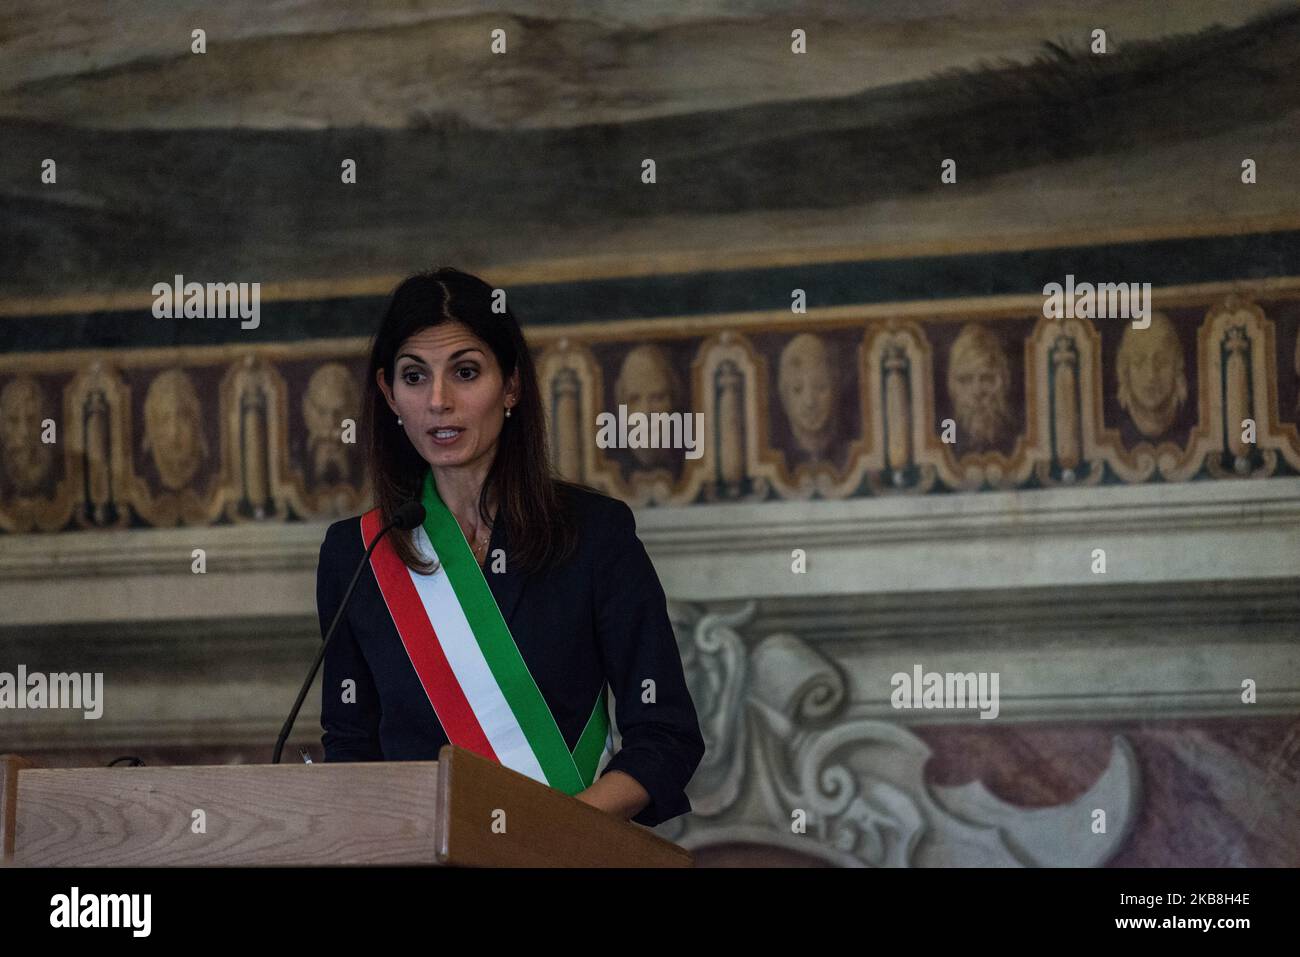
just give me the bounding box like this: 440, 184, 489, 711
482, 516, 525, 627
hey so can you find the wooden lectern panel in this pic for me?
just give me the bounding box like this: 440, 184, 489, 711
1, 754, 33, 861
2, 746, 692, 868
11, 760, 445, 867
436, 745, 691, 867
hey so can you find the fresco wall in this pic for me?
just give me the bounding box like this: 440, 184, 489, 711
3, 283, 1300, 529
1, 1, 1297, 868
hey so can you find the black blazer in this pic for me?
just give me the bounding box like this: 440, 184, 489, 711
316, 482, 706, 827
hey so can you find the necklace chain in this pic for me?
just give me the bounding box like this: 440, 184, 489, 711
452, 505, 493, 562
429, 523, 488, 575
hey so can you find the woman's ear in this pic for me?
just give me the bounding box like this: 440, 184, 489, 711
505, 367, 521, 408
376, 367, 399, 416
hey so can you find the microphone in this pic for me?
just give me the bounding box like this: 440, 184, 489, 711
390, 500, 426, 532
272, 500, 426, 764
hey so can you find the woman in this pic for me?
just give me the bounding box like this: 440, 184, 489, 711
317, 267, 705, 828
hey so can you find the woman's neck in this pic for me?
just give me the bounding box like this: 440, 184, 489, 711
430, 462, 495, 527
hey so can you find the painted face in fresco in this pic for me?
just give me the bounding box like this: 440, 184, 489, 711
304, 362, 359, 482
1117, 312, 1186, 438
0, 377, 51, 492
143, 370, 204, 490
615, 345, 678, 467
951, 356, 1003, 417
947, 325, 1011, 448
1123, 328, 1180, 412
778, 334, 835, 438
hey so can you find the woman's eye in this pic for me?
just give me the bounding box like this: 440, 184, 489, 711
456, 366, 478, 380
401, 370, 425, 384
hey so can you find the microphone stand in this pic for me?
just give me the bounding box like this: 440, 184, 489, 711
272, 515, 403, 764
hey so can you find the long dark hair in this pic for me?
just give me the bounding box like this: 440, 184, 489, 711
364, 267, 582, 575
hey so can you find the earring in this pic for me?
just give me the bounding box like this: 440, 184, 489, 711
397, 415, 403, 425
505, 407, 512, 418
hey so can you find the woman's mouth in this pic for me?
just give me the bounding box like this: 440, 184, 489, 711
429, 427, 465, 446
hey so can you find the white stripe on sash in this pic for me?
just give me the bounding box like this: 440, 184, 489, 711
407, 525, 548, 785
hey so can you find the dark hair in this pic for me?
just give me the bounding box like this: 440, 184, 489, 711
363, 267, 583, 575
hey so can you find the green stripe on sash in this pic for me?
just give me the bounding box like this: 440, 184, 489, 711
421, 471, 608, 794
574, 686, 610, 788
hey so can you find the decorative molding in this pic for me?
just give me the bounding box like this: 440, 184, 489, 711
4, 284, 1300, 529
2, 478, 1298, 630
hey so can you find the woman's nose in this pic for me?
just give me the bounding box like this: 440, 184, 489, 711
429, 374, 451, 410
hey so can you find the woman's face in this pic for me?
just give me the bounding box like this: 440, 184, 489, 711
377, 322, 519, 474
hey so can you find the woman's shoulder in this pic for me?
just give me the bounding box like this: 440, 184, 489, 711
553, 480, 634, 526
318, 512, 368, 566
551, 481, 639, 557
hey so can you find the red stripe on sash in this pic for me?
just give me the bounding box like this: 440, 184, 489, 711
360, 509, 498, 762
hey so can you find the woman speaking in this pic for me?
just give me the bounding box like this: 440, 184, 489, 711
317, 268, 705, 827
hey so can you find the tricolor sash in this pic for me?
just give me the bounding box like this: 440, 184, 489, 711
361, 471, 610, 795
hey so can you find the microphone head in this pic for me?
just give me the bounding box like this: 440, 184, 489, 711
393, 501, 426, 530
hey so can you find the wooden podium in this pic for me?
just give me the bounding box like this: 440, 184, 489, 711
0, 745, 691, 868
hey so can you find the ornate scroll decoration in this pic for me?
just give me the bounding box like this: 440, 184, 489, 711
1030, 316, 1105, 488
66, 361, 131, 530
858, 322, 941, 496
1200, 296, 1294, 477
663, 601, 1140, 867
219, 356, 291, 522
